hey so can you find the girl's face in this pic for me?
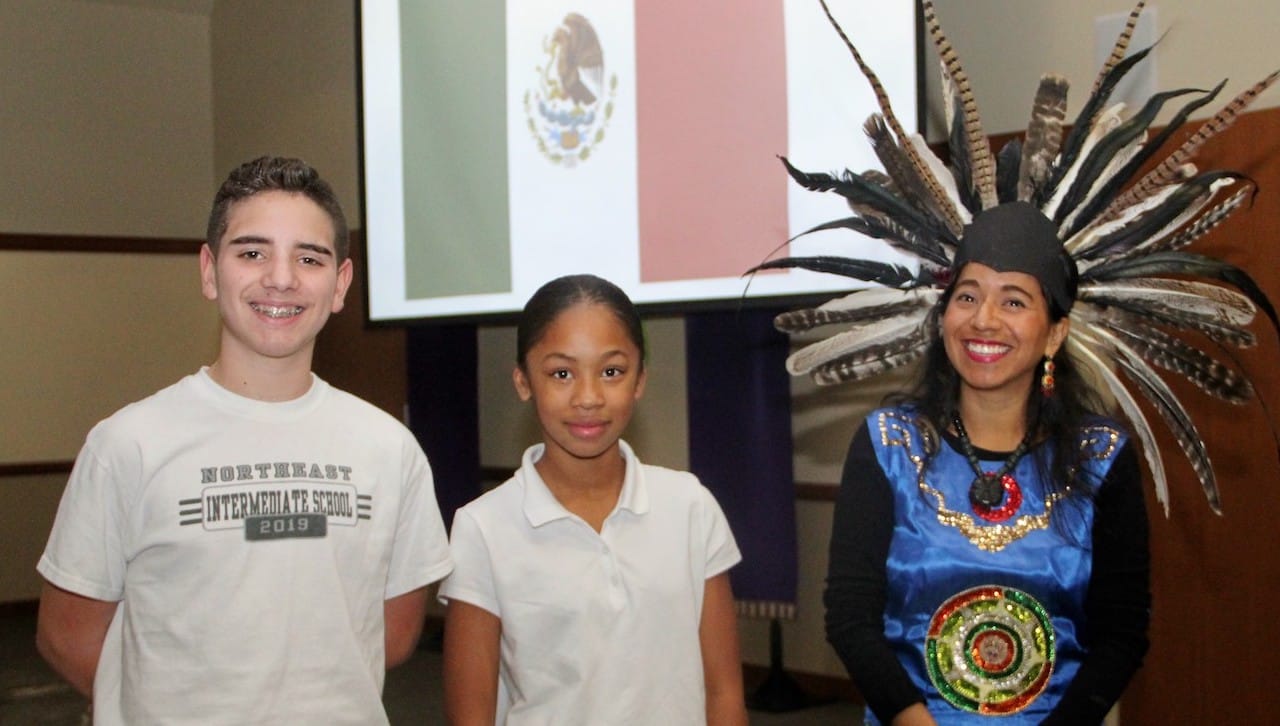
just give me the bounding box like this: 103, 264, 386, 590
942, 262, 1068, 403
513, 302, 646, 465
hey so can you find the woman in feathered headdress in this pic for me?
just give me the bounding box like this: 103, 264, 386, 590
758, 1, 1278, 723
824, 202, 1150, 725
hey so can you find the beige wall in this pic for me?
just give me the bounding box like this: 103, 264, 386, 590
0, 0, 214, 236
0, 0, 219, 602
210, 0, 361, 212
923, 0, 1280, 139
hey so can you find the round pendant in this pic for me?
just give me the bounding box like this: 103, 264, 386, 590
925, 586, 1055, 715
972, 474, 1023, 523
968, 473, 1004, 508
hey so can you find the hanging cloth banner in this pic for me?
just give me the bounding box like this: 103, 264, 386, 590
407, 324, 482, 531
685, 309, 798, 619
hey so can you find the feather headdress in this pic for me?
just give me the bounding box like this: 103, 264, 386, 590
758, 0, 1278, 515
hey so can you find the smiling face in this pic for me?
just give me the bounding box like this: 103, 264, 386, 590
200, 190, 353, 371
942, 262, 1069, 404
513, 301, 646, 467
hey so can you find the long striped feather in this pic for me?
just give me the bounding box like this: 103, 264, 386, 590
1100, 70, 1280, 221
1042, 44, 1156, 205
1081, 305, 1254, 403
946, 84, 983, 214
774, 287, 938, 333
1057, 85, 1220, 237
786, 312, 927, 378
1086, 324, 1222, 512
922, 0, 997, 209
1018, 74, 1070, 202
1092, 1, 1148, 96
1080, 278, 1255, 326
813, 347, 926, 387
1065, 333, 1170, 514
1062, 82, 1225, 239
1078, 280, 1257, 347
817, 0, 965, 233
1080, 250, 1280, 339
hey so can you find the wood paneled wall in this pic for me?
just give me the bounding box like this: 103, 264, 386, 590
1120, 105, 1280, 723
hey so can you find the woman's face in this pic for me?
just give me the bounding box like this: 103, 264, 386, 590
941, 262, 1069, 402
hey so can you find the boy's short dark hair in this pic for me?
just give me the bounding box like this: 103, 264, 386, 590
205, 156, 349, 261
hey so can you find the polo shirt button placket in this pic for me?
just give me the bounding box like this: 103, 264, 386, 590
600, 541, 626, 610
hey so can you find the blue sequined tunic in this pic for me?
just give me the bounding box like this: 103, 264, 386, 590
867, 407, 1126, 723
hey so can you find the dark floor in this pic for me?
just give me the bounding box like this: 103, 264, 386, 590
2, 605, 862, 724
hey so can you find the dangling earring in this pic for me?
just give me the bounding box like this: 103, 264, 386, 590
1041, 356, 1056, 398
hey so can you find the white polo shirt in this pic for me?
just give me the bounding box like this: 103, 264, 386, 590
440, 440, 741, 725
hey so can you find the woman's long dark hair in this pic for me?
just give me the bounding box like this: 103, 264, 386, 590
887, 283, 1113, 525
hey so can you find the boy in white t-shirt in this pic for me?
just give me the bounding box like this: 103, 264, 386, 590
35, 156, 453, 725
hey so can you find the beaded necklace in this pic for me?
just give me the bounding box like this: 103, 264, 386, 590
952, 414, 1032, 522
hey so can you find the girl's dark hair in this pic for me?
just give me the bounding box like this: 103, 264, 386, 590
516, 274, 645, 369
888, 280, 1110, 528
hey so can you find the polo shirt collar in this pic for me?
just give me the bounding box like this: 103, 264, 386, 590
519, 440, 650, 527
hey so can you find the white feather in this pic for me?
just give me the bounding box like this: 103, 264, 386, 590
1079, 278, 1256, 328
812, 286, 939, 314
908, 134, 972, 225
1119, 176, 1240, 257
940, 58, 956, 137
1080, 320, 1220, 512
1065, 332, 1170, 515
1066, 182, 1181, 256
1043, 102, 1127, 220
786, 311, 924, 375
1058, 130, 1147, 235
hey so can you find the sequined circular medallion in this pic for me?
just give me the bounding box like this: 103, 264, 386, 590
925, 586, 1054, 715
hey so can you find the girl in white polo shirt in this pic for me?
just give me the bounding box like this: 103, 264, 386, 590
440, 274, 748, 726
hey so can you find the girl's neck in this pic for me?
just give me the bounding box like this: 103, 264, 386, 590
534, 443, 626, 532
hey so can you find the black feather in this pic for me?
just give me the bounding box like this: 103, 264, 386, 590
996, 138, 1022, 204
746, 256, 920, 288
775, 297, 928, 333
947, 89, 982, 213
1083, 250, 1280, 339
1077, 171, 1245, 260
788, 215, 951, 268
1040, 43, 1156, 205
812, 346, 926, 386
779, 157, 957, 246
1055, 86, 1214, 231
1060, 82, 1226, 238
1094, 310, 1254, 403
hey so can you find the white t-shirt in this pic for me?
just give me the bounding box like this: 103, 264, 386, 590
38, 369, 454, 725
440, 440, 741, 726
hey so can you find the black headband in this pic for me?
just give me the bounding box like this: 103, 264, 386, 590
952, 202, 1077, 313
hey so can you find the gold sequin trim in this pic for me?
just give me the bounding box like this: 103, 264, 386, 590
876, 412, 1119, 553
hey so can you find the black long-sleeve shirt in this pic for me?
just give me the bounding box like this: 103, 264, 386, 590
824, 423, 1151, 724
